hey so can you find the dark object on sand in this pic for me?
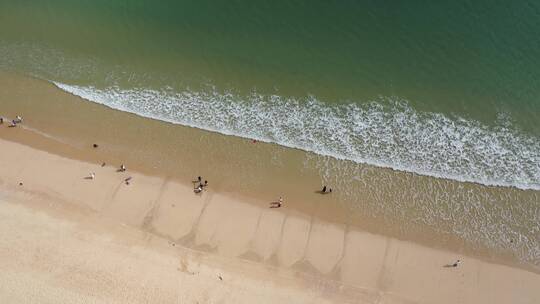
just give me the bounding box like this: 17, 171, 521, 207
101, 162, 106, 167
318, 185, 333, 194
218, 275, 223, 281
124, 176, 132, 185
270, 197, 283, 208
93, 143, 99, 148
19, 182, 23, 186
444, 259, 461, 268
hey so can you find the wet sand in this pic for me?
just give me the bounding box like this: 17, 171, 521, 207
0, 128, 539, 303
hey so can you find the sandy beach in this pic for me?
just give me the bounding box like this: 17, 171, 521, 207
0, 128, 539, 303
2, 2, 540, 301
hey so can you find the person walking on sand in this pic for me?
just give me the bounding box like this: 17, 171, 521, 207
89, 172, 95, 180
270, 196, 283, 208
120, 164, 126, 172
451, 259, 461, 267
124, 176, 132, 185
194, 184, 203, 194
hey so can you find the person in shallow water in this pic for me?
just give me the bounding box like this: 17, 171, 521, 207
320, 185, 332, 194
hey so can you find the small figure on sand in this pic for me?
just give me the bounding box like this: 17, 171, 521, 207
270, 196, 283, 208
444, 259, 461, 268
88, 172, 95, 180
6, 115, 22, 127
119, 164, 126, 172
93, 143, 99, 148
193, 176, 208, 193
124, 176, 132, 185
101, 162, 106, 167
321, 185, 332, 194
0, 117, 3, 124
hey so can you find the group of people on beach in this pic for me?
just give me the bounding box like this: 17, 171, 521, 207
268, 185, 333, 209
0, 115, 23, 127
86, 144, 132, 185
6, 115, 466, 274
193, 176, 208, 193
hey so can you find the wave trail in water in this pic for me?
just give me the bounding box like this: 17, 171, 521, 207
53, 82, 540, 190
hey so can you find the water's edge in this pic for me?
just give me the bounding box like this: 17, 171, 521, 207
53, 81, 540, 191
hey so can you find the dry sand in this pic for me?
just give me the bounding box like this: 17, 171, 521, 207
0, 134, 539, 303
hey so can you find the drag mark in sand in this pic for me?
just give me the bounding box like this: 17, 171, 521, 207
277, 215, 312, 267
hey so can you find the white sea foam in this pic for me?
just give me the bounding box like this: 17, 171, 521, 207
53, 82, 540, 190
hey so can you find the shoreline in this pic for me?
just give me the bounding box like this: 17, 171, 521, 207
0, 132, 539, 302
1, 70, 539, 272
53, 81, 540, 192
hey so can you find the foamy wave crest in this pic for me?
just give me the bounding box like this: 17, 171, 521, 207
54, 82, 540, 190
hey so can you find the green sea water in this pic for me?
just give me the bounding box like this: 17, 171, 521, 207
1, 1, 539, 187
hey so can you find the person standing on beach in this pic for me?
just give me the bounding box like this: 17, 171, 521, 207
320, 185, 332, 194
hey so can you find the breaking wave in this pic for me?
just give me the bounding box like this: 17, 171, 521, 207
54, 82, 540, 190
